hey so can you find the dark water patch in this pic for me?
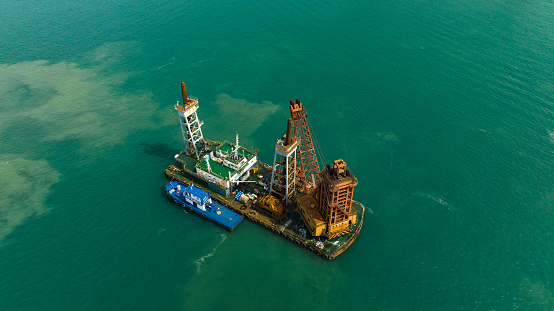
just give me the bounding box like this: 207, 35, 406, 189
141, 142, 180, 159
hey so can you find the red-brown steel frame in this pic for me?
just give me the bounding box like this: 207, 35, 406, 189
289, 100, 320, 193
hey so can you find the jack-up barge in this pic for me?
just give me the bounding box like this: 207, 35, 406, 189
164, 82, 364, 259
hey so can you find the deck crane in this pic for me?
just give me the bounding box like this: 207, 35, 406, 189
289, 99, 326, 194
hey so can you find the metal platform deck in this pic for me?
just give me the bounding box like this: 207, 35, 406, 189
165, 159, 364, 259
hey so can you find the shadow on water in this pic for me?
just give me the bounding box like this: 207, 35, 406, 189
142, 142, 180, 159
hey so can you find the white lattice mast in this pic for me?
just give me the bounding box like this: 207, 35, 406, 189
269, 118, 300, 204
175, 82, 205, 159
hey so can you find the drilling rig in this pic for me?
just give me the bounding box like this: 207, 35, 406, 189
165, 82, 364, 258
289, 99, 325, 194
290, 100, 359, 239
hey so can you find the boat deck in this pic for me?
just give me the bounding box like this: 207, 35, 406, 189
165, 181, 243, 231
165, 160, 364, 259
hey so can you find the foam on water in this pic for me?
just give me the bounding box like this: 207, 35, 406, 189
412, 191, 453, 210
193, 234, 227, 273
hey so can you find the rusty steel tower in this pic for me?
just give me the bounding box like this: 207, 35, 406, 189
289, 99, 322, 193
175, 82, 205, 159
269, 118, 300, 204
316, 159, 358, 238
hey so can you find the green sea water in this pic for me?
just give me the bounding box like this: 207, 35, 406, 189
1, 0, 553, 310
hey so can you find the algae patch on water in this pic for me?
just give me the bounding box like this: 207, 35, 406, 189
0, 42, 161, 151
201, 93, 280, 146
0, 155, 60, 244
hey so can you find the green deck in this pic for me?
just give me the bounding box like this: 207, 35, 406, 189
197, 159, 234, 178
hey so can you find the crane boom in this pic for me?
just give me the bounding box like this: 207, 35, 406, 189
289, 99, 322, 193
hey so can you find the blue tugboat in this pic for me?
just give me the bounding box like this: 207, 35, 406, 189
165, 181, 243, 231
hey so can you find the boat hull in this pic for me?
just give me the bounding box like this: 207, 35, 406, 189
165, 181, 243, 231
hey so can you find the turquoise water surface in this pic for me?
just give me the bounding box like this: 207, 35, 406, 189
1, 0, 553, 310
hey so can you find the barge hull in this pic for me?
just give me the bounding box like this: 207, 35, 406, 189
165, 160, 364, 259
